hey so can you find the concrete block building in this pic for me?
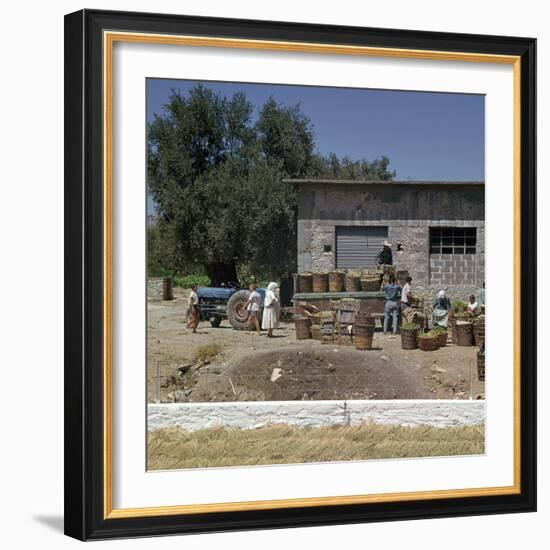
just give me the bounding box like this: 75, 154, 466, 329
288, 179, 485, 299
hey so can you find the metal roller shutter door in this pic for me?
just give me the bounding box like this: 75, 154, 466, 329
336, 226, 388, 269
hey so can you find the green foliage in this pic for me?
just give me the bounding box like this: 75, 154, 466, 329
431, 326, 448, 334
309, 152, 396, 180
418, 331, 437, 339
147, 84, 396, 284
236, 266, 271, 289
401, 322, 420, 330
256, 97, 315, 177
173, 274, 211, 288
147, 220, 179, 277
452, 300, 468, 314
240, 161, 298, 278
454, 311, 474, 320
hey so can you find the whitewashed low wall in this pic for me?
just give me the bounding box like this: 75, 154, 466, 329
148, 400, 485, 432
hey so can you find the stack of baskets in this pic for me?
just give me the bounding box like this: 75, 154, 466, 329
299, 269, 387, 293
298, 268, 392, 294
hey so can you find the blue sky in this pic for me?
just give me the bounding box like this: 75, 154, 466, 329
147, 78, 484, 181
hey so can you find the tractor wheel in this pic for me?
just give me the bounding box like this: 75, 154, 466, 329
226, 290, 252, 330
210, 317, 222, 328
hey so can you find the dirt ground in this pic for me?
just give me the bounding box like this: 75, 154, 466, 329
147, 288, 485, 403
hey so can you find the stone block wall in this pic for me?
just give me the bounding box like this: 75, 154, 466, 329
430, 254, 477, 286
147, 277, 164, 300
391, 223, 430, 294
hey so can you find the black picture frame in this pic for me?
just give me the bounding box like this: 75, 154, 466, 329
64, 9, 536, 541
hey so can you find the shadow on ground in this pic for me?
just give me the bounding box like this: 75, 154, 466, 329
33, 515, 64, 533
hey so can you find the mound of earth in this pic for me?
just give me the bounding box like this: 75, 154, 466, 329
186, 348, 433, 402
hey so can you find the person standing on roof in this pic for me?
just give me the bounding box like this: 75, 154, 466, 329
377, 240, 393, 266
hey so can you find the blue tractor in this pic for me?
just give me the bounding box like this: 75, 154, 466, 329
197, 284, 266, 329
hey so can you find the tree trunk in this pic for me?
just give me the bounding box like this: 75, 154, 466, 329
205, 261, 239, 287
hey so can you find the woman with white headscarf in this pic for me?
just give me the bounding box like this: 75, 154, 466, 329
432, 289, 452, 328
261, 282, 280, 337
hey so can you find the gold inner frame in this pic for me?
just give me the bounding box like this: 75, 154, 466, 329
103, 30, 522, 520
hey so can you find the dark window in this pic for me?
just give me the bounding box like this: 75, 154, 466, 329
430, 227, 477, 254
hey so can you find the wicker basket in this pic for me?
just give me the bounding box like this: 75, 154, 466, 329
449, 318, 458, 344
294, 316, 312, 339
417, 335, 440, 351
354, 322, 374, 334
355, 312, 375, 326
360, 277, 380, 292
473, 317, 485, 346
355, 333, 374, 350
477, 351, 485, 381
455, 321, 474, 346
312, 272, 329, 293
297, 273, 313, 293
401, 327, 419, 350
354, 323, 374, 350
311, 325, 322, 340
345, 274, 361, 292
328, 271, 345, 292
435, 331, 448, 347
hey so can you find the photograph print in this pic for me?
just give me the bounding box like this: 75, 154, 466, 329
146, 78, 486, 470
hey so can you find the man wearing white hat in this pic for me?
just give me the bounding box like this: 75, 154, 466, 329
377, 240, 393, 266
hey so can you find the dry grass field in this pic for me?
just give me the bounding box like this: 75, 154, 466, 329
148, 423, 485, 470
